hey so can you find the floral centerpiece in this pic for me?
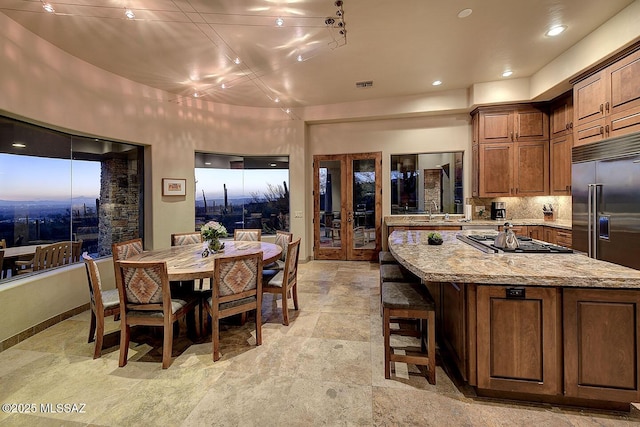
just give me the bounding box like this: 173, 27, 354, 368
201, 221, 228, 253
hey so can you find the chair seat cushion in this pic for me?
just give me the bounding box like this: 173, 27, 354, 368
382, 282, 435, 311
380, 264, 418, 283
101, 289, 120, 309
128, 298, 192, 316
263, 270, 284, 287
207, 295, 257, 311
378, 251, 397, 264
263, 259, 285, 271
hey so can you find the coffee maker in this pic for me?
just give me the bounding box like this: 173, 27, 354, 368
491, 202, 506, 220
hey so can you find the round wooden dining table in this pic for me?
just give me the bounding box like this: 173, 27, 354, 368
122, 240, 282, 281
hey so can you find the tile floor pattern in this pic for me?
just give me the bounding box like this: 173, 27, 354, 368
0, 260, 638, 426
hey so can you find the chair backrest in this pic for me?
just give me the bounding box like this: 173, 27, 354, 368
234, 229, 261, 242
112, 238, 144, 262
114, 260, 170, 312
214, 251, 263, 302
83, 252, 104, 309
32, 241, 74, 271
72, 240, 83, 263
171, 232, 202, 246
0, 238, 6, 249
274, 231, 293, 262
283, 238, 301, 287
0, 250, 4, 279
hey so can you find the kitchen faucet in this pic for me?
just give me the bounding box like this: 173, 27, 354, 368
428, 200, 438, 220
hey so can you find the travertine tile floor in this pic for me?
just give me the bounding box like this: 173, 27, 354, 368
0, 260, 638, 426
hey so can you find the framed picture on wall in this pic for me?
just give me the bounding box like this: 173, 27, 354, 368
162, 178, 186, 196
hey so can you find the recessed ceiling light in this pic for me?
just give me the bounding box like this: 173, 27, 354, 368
221, 83, 226, 89
275, 17, 284, 27
432, 80, 442, 86
502, 70, 513, 77
12, 143, 26, 148
285, 108, 291, 114
458, 8, 472, 18
193, 92, 199, 98
42, 3, 55, 13
297, 55, 303, 62
125, 9, 135, 19
274, 97, 280, 103
545, 25, 567, 37
234, 57, 241, 65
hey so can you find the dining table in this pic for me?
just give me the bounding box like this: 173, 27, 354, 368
122, 240, 282, 281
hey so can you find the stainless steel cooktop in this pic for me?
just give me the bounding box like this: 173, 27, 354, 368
456, 234, 573, 254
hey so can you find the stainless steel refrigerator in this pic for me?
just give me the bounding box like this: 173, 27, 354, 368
572, 135, 640, 270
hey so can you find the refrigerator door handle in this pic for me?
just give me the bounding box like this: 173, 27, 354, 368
588, 184, 593, 258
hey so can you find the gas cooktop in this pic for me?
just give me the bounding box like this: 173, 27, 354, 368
457, 234, 573, 254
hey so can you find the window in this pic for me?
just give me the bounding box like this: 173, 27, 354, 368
195, 153, 289, 236
391, 152, 464, 214
0, 116, 144, 281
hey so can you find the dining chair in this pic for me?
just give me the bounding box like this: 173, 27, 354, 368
111, 238, 144, 262
0, 250, 4, 280
234, 229, 262, 242
170, 232, 203, 246
0, 238, 6, 249
83, 253, 120, 359
205, 251, 263, 361
263, 230, 293, 271
72, 240, 83, 263
114, 259, 199, 369
16, 241, 74, 274
262, 238, 301, 326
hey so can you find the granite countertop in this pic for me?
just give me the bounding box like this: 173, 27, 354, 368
388, 230, 640, 289
384, 216, 572, 230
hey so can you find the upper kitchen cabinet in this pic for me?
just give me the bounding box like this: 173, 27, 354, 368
550, 93, 573, 138
475, 104, 549, 144
573, 47, 640, 147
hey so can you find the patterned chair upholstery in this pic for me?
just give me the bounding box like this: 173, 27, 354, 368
205, 251, 263, 361
234, 229, 262, 242
83, 253, 120, 359
264, 230, 293, 271
114, 260, 198, 369
111, 238, 143, 262
171, 232, 203, 246
262, 238, 301, 326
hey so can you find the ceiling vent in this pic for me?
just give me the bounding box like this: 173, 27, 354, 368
355, 80, 373, 88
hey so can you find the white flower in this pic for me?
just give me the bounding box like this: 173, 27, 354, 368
201, 221, 228, 240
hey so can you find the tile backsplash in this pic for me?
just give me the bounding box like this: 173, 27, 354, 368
467, 196, 571, 221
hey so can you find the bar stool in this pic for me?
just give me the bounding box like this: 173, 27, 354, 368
382, 281, 436, 384
378, 250, 397, 265
379, 263, 419, 315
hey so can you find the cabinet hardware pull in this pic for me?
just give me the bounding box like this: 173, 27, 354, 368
510, 131, 513, 141
515, 132, 519, 139
570, 122, 573, 129
600, 126, 604, 135
599, 103, 604, 113
605, 101, 610, 113
565, 123, 569, 130
605, 124, 610, 135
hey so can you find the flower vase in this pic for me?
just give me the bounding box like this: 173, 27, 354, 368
208, 238, 224, 253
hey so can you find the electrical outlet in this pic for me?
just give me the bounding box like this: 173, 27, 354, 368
294, 211, 303, 218
475, 205, 485, 213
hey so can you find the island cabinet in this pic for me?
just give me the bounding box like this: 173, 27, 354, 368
573, 47, 640, 147
563, 289, 640, 403
475, 286, 562, 396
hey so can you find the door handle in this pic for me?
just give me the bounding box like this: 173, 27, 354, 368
347, 211, 353, 223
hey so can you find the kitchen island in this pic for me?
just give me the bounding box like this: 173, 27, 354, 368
388, 229, 640, 411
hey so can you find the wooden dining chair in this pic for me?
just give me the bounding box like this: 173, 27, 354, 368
264, 230, 293, 271
72, 240, 83, 263
170, 232, 203, 246
262, 238, 301, 326
111, 238, 144, 262
234, 229, 262, 242
83, 253, 120, 359
17, 241, 74, 274
114, 260, 199, 369
205, 251, 263, 361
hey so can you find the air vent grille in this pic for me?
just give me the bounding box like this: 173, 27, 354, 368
572, 133, 640, 163
355, 80, 373, 88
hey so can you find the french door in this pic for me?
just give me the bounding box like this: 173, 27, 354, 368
313, 152, 382, 261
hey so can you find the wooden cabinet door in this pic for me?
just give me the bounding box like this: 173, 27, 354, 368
564, 289, 640, 403
479, 143, 513, 197
441, 282, 468, 381
479, 110, 513, 143
513, 140, 549, 196
471, 144, 479, 197
550, 134, 572, 195
609, 103, 640, 138
550, 95, 573, 138
514, 108, 549, 142
607, 49, 640, 117
574, 118, 606, 147
573, 70, 607, 128
477, 286, 562, 395
528, 226, 543, 240
555, 229, 572, 248
543, 226, 556, 244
